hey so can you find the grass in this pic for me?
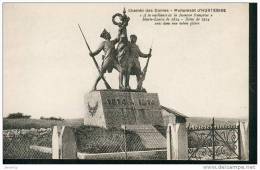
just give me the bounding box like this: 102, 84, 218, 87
3, 118, 83, 129
3, 117, 248, 130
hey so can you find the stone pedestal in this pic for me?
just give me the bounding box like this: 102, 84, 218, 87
84, 90, 164, 128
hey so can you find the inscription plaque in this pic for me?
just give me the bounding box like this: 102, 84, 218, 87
84, 90, 164, 128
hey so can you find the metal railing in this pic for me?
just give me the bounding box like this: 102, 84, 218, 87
187, 118, 241, 160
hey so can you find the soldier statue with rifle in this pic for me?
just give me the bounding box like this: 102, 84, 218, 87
127, 34, 152, 91
78, 24, 113, 90
88, 29, 121, 91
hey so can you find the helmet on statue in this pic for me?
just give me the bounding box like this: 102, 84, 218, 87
100, 29, 111, 40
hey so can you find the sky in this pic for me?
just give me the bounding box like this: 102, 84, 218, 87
3, 3, 249, 119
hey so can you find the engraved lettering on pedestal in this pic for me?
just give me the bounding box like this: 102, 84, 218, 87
138, 99, 155, 106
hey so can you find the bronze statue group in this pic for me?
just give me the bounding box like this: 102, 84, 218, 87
80, 9, 152, 91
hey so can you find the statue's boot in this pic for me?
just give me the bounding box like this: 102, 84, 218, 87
137, 83, 143, 91
119, 85, 124, 90
125, 85, 131, 90
119, 73, 124, 90
141, 87, 146, 92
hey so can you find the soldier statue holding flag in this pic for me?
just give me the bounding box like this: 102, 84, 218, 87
113, 8, 131, 90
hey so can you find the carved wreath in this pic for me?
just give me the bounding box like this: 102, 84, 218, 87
112, 13, 130, 27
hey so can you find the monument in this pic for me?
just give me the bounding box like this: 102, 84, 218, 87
79, 8, 164, 129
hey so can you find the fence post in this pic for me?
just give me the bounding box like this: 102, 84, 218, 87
60, 126, 77, 159
167, 123, 188, 160
212, 117, 215, 160
52, 126, 77, 159
239, 121, 249, 160
123, 125, 128, 160
167, 125, 172, 160
52, 126, 61, 159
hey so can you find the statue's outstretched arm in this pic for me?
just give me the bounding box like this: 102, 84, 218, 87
91, 42, 104, 56
137, 46, 149, 58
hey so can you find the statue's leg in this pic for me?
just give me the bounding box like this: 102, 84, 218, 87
125, 74, 130, 90
92, 59, 110, 91
92, 71, 104, 91
118, 59, 126, 90
114, 60, 124, 90
136, 68, 143, 90
125, 67, 131, 90
119, 70, 125, 90
137, 74, 143, 89
125, 58, 133, 90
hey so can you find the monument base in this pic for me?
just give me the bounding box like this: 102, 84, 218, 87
84, 90, 164, 128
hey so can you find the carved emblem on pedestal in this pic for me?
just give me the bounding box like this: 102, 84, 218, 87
88, 102, 98, 117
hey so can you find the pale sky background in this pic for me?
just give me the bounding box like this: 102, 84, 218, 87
3, 3, 249, 119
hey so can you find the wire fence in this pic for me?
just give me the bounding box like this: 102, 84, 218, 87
3, 121, 241, 160
75, 125, 167, 160
3, 128, 52, 159
3, 126, 167, 160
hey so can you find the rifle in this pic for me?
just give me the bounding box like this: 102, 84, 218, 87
78, 24, 111, 89
137, 43, 153, 88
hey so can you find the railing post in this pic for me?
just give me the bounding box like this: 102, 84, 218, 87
123, 125, 128, 160
212, 117, 215, 160
239, 121, 249, 160
167, 125, 172, 160
237, 121, 241, 160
